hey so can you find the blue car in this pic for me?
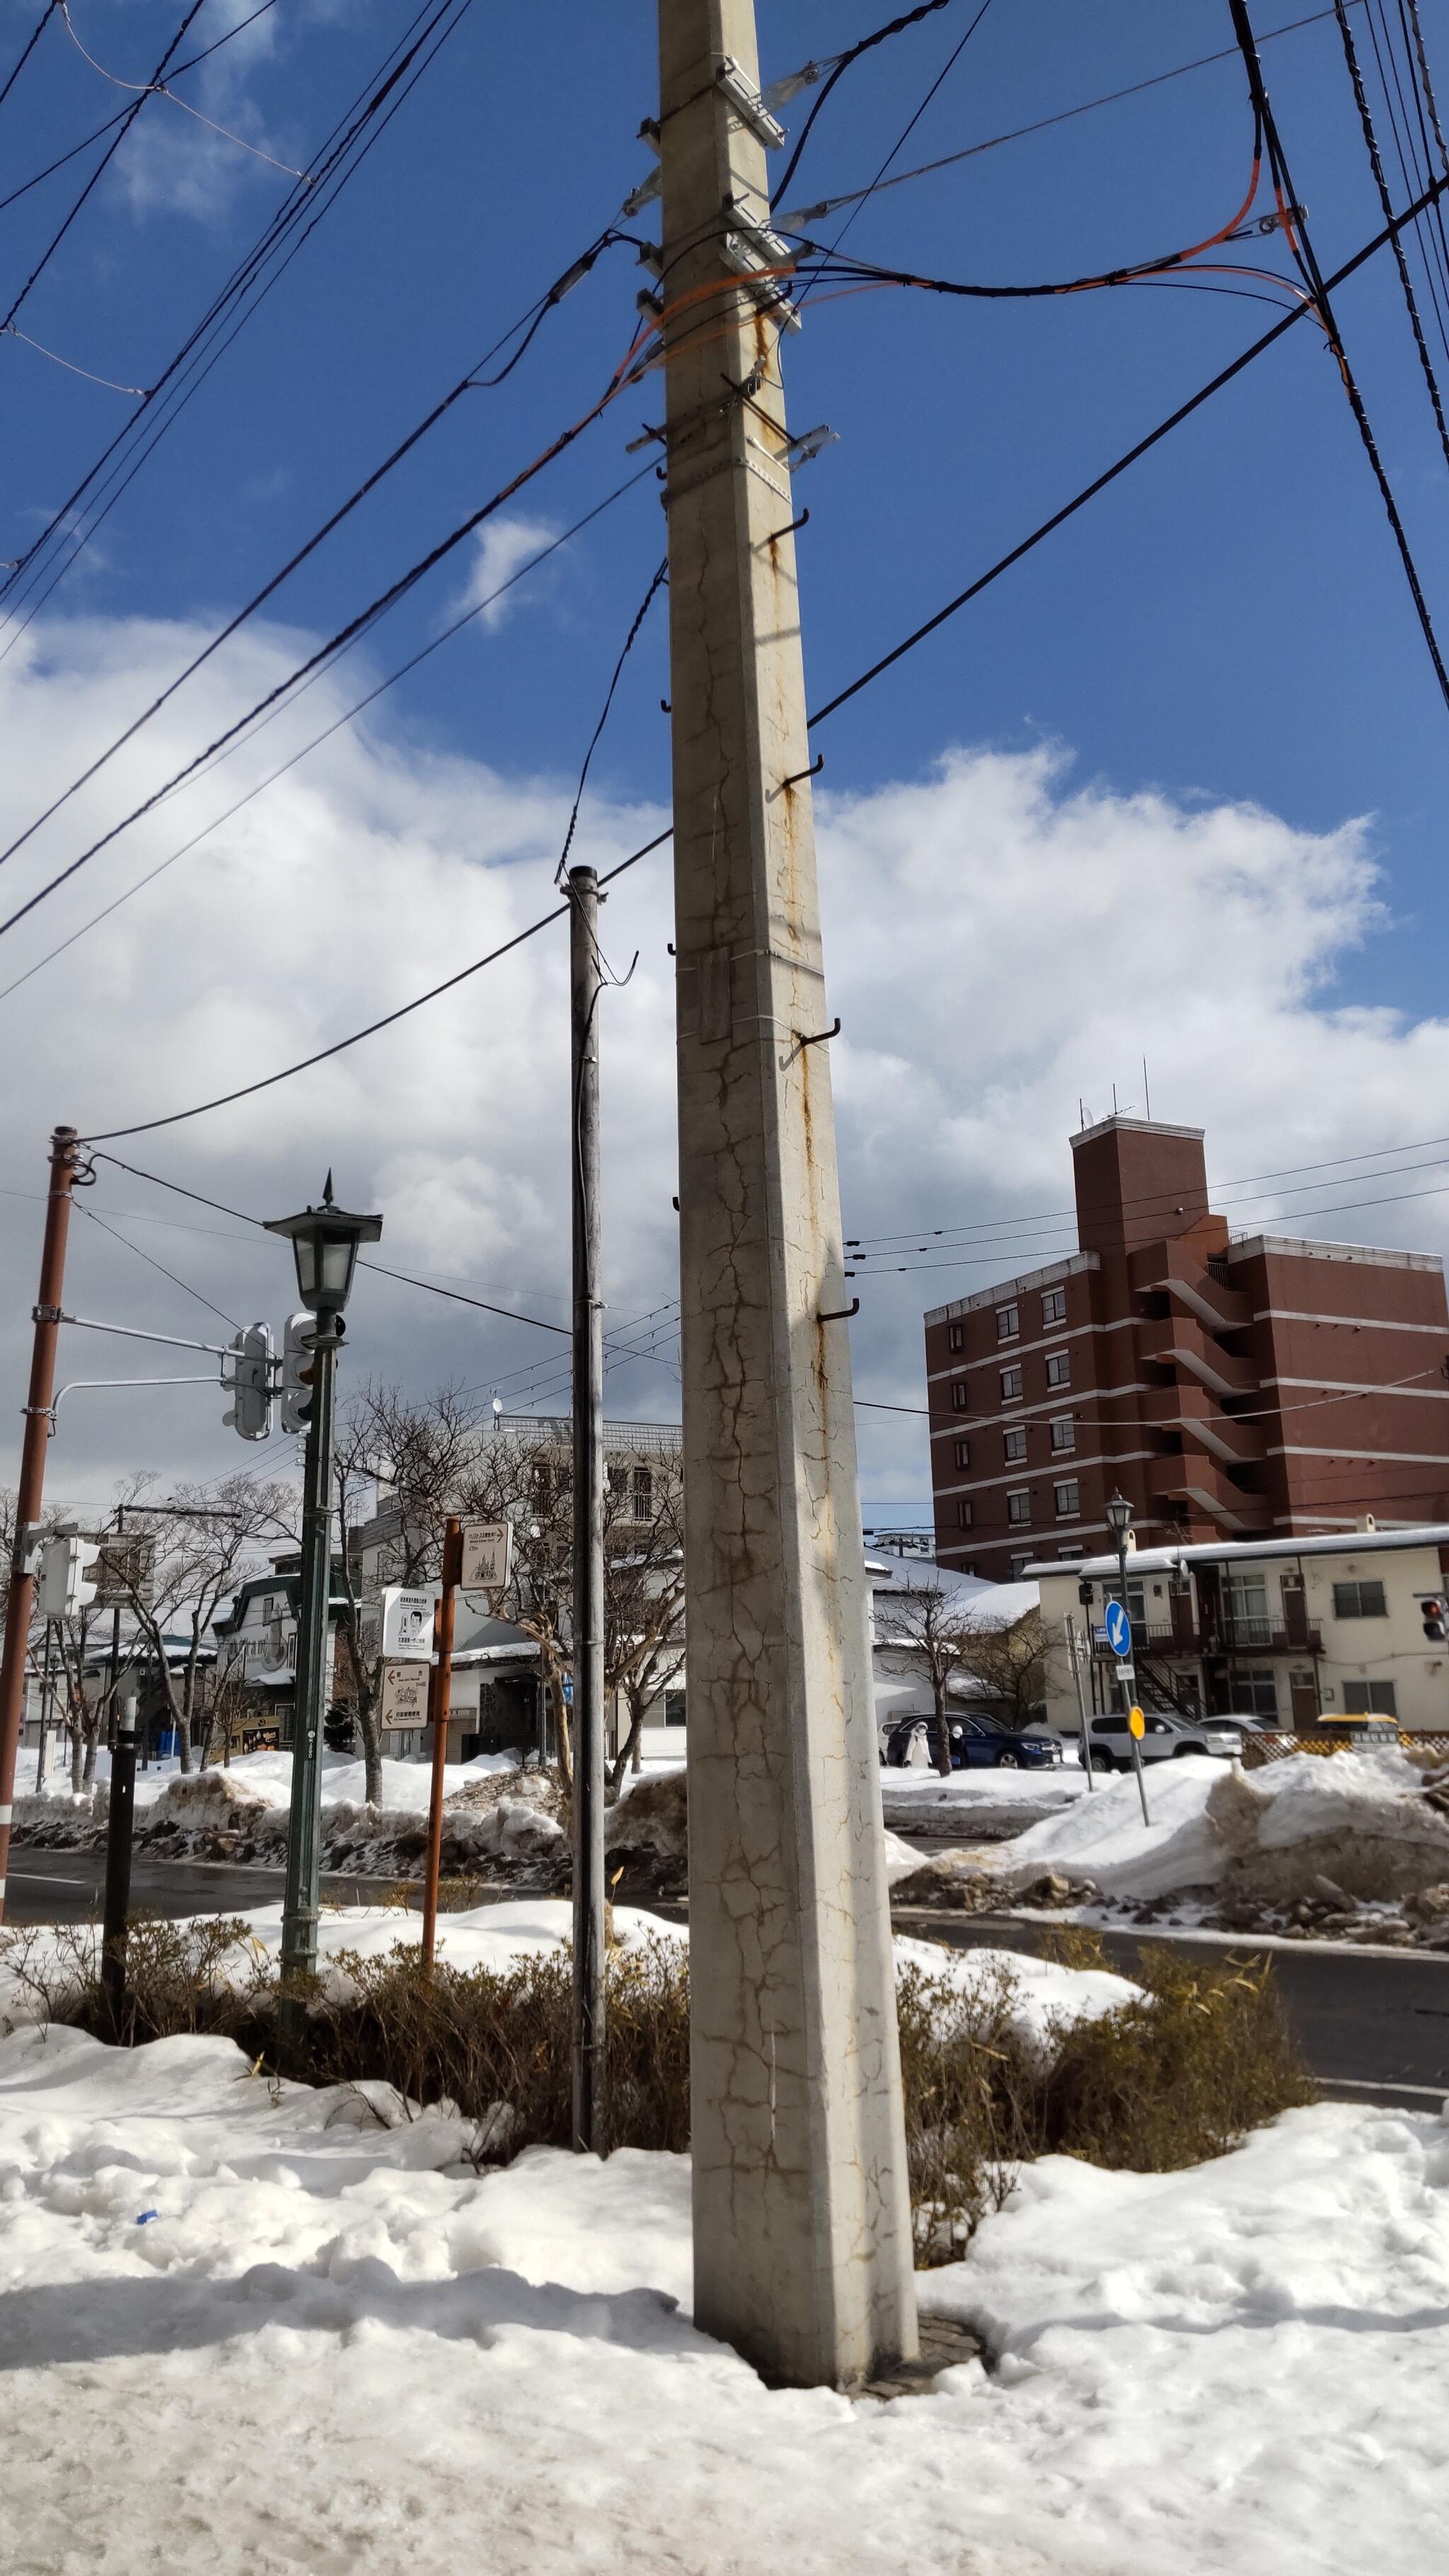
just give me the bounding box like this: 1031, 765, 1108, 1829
883, 1714, 1061, 1772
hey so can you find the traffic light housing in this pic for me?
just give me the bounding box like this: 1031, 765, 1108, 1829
223, 1322, 275, 1440
1424, 1596, 1445, 1641
36, 1533, 100, 1619
279, 1310, 318, 1434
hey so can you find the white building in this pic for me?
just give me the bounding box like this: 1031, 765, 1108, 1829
1027, 1522, 1449, 1735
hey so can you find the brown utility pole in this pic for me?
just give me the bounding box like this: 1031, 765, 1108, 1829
420, 1518, 461, 1971
657, 1, 916, 2388
570, 863, 606, 2154
0, 1125, 79, 1925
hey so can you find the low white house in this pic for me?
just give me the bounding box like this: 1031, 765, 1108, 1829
1027, 1521, 1449, 1736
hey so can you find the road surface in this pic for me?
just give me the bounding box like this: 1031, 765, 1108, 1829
6, 1846, 1447, 2108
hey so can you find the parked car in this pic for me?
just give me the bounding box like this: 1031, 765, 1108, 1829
1086, 1709, 1249, 1771
883, 1714, 1062, 1771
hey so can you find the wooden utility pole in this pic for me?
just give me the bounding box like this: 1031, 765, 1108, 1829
570, 863, 606, 2152
657, 0, 916, 2387
420, 1519, 461, 1972
0, 1125, 79, 1925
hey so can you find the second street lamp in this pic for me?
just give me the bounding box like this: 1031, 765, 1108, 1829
265, 1178, 382, 2015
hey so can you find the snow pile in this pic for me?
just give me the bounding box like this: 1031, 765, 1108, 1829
914, 1748, 1449, 1914
0, 2015, 1443, 2574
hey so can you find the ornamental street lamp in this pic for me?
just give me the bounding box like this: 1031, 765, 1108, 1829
265, 1177, 382, 2017
1104, 1489, 1135, 1704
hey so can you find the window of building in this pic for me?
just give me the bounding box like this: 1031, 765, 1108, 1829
952, 1380, 969, 1412
1049, 1416, 1075, 1453
1343, 1680, 1397, 1716
664, 1690, 687, 1728
1003, 1427, 1027, 1462
1041, 1287, 1067, 1326
1010, 1554, 1032, 1580
955, 1498, 973, 1530
1007, 1489, 1032, 1525
1057, 1544, 1085, 1560
1045, 1351, 1071, 1389
1333, 1580, 1388, 1619
996, 1303, 1020, 1341
1235, 1669, 1281, 1719
1000, 1365, 1023, 1402
633, 1465, 653, 1517
953, 1438, 970, 1471
1225, 1569, 1271, 1647
1053, 1479, 1080, 1518
948, 1322, 964, 1353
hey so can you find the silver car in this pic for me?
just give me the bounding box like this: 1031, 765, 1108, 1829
1087, 1710, 1247, 1772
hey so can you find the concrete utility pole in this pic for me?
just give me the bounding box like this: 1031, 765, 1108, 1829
657, 0, 917, 2387
0, 1124, 79, 1926
570, 864, 606, 2153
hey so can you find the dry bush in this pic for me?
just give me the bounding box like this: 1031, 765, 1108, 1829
1039, 1943, 1317, 2169
894, 1956, 1034, 2264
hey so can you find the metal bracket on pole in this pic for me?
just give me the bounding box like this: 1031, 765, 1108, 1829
818, 1298, 860, 1322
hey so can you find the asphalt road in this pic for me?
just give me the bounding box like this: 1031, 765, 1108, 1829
7, 1846, 1448, 2108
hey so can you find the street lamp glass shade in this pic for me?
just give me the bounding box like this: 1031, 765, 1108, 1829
1104, 1491, 1134, 1540
264, 1177, 383, 1317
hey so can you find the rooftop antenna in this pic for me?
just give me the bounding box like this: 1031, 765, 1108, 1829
1078, 1096, 1085, 1131
1112, 1082, 1118, 1116
1143, 1057, 1152, 1119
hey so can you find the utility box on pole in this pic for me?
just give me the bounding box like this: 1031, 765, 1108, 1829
657, 0, 916, 2389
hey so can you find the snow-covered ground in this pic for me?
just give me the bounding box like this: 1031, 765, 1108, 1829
23, 1745, 522, 1813
881, 1767, 1086, 1839
0, 1969, 1443, 2572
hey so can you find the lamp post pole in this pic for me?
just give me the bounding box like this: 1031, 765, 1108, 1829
279, 1312, 339, 2006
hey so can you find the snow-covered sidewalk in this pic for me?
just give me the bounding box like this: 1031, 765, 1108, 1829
0, 2016, 1443, 2573
0, 1902, 1444, 2571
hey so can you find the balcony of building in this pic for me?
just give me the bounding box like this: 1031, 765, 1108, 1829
1140, 1382, 1266, 1469
1144, 1450, 1268, 1532
1137, 1310, 1256, 1398
1132, 1244, 1252, 1334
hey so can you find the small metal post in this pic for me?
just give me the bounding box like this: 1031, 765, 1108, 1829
1063, 1614, 1095, 1791
421, 1520, 460, 1972
1115, 1532, 1151, 1828
101, 1693, 138, 2040
570, 863, 606, 2154
35, 1619, 54, 1792
279, 1315, 340, 2028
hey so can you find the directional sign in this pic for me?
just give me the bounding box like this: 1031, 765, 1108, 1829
380, 1662, 429, 1726
460, 1519, 512, 1597
1103, 1598, 1133, 1658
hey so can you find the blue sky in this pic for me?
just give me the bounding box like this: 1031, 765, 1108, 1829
4, 0, 1449, 1515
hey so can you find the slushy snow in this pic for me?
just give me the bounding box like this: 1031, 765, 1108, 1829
0, 1969, 1443, 2573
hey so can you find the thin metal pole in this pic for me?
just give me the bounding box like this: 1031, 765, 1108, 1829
101, 1693, 137, 2040
35, 1619, 54, 1792
420, 1520, 459, 1973
569, 863, 606, 2154
279, 1319, 339, 2024
1116, 1534, 1151, 1827
106, 1604, 122, 1751
0, 1124, 79, 1926
1064, 1613, 1095, 1791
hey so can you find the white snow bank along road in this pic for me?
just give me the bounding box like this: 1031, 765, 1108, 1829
989, 1746, 1449, 1903
0, 1900, 1139, 2067
0, 2013, 1443, 2576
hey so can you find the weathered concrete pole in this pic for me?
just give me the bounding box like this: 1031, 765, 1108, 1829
657, 0, 918, 2389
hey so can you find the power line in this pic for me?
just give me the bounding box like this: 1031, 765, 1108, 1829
555, 557, 669, 883
1228, 0, 1449, 710
775, 8, 1363, 229
0, 460, 657, 1005
79, 831, 671, 1141
0, 0, 207, 334
771, 0, 962, 210
0, 0, 476, 635
74, 1197, 241, 1330
0, 228, 633, 891
0, 0, 59, 113
804, 160, 1449, 727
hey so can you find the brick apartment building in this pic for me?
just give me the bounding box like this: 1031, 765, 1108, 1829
925, 1114, 1449, 1582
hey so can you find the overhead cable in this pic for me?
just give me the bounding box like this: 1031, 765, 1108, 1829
0, 0, 59, 113
1336, 1, 1449, 465
771, 0, 962, 209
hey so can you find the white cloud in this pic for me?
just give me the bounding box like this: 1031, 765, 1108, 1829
450, 516, 563, 633
94, 0, 306, 223
1, 618, 1445, 1526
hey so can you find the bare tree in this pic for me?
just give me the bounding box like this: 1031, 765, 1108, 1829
105, 1477, 297, 1772
953, 1608, 1049, 1732
879, 1585, 974, 1776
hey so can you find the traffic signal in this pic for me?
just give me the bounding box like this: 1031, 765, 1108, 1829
279, 1310, 318, 1434
36, 1533, 100, 1619
223, 1322, 275, 1441
1424, 1596, 1446, 1641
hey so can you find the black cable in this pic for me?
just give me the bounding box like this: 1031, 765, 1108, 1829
79, 831, 671, 1141
1230, 0, 1449, 712
555, 557, 669, 882
806, 159, 1449, 728
1332, 1, 1449, 468
0, 2, 281, 215
75, 1197, 241, 1329
0, 354, 644, 945
772, 0, 959, 210
1363, 0, 1449, 368
354, 1261, 571, 1339
0, 0, 59, 111
0, 0, 207, 333
0, 461, 657, 1005
0, 0, 475, 631
811, 0, 997, 272
0, 228, 628, 889
1391, 0, 1449, 354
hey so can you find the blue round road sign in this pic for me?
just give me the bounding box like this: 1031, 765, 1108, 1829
1104, 1599, 1133, 1657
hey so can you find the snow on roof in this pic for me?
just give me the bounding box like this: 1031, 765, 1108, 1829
1027, 1525, 1449, 1580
